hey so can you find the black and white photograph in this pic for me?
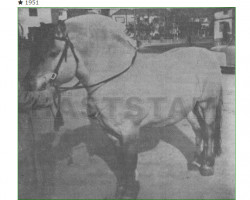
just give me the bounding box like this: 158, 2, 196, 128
18, 8, 235, 199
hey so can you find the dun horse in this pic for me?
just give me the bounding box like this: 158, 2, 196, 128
25, 15, 223, 199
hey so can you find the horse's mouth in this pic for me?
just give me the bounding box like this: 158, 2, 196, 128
39, 82, 47, 91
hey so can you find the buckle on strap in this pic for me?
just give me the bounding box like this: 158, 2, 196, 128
50, 73, 57, 80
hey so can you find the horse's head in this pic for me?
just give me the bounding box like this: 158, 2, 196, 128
25, 21, 79, 91
25, 15, 137, 91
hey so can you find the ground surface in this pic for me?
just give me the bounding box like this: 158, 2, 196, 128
19, 43, 235, 199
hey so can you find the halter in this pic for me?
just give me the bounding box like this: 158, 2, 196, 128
51, 35, 80, 131
51, 35, 138, 92
51, 35, 138, 130
51, 35, 79, 82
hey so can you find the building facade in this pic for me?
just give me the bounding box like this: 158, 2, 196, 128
18, 8, 67, 39
214, 8, 235, 44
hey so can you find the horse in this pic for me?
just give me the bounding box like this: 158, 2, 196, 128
24, 15, 223, 199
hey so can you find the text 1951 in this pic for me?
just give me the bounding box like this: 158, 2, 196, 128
26, 0, 39, 5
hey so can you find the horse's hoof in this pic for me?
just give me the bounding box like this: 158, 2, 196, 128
187, 160, 201, 171
122, 180, 140, 199
200, 165, 214, 176
188, 153, 202, 171
115, 185, 126, 199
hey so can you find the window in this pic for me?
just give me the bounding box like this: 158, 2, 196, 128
219, 21, 230, 33
29, 8, 38, 17
223, 10, 228, 15
115, 17, 125, 23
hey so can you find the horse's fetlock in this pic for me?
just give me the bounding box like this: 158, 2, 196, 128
206, 156, 215, 166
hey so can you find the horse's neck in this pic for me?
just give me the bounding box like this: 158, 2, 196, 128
75, 64, 90, 87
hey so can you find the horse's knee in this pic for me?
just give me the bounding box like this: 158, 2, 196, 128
187, 111, 202, 147
187, 111, 201, 130
199, 100, 217, 126
120, 120, 139, 147
204, 111, 216, 129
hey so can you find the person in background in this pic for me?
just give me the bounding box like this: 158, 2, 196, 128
18, 77, 55, 199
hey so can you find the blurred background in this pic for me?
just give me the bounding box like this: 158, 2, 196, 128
18, 8, 235, 49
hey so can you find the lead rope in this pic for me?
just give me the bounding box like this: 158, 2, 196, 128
52, 36, 70, 131
54, 88, 64, 131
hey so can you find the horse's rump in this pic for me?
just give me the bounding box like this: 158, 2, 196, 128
165, 47, 222, 101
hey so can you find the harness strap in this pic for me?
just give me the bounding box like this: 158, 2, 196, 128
51, 34, 137, 132
68, 40, 79, 64
54, 92, 64, 131
53, 34, 137, 92
53, 36, 79, 77
86, 50, 137, 89
56, 50, 137, 92
53, 42, 68, 75
52, 35, 80, 131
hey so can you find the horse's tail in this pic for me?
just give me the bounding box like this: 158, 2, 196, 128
214, 87, 223, 156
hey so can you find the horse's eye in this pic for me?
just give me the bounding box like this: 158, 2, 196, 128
49, 51, 59, 57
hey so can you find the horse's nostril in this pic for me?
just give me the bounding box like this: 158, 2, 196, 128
40, 82, 46, 91
25, 78, 37, 91
23, 72, 36, 91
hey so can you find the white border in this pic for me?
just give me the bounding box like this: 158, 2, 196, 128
1, 0, 248, 199
18, 0, 236, 8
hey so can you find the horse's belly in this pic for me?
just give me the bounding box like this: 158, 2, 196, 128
139, 95, 194, 127
91, 93, 194, 129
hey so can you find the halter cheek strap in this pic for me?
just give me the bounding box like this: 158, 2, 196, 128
51, 36, 78, 87
51, 35, 79, 81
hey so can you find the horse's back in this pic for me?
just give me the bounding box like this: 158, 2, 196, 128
95, 47, 222, 99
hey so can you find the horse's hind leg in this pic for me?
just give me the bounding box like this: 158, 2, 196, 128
187, 110, 203, 170
198, 100, 218, 176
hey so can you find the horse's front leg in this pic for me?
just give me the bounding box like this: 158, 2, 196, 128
113, 146, 127, 199
122, 142, 140, 199
115, 121, 140, 199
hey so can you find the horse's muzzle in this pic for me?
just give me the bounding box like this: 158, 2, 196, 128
24, 71, 56, 91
